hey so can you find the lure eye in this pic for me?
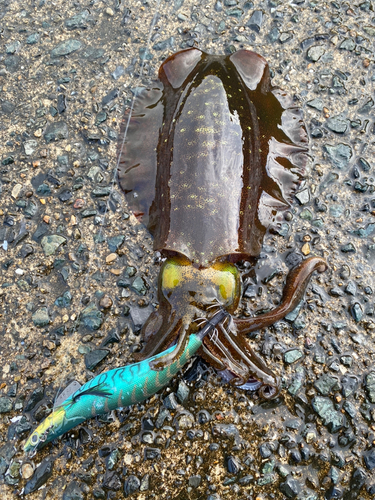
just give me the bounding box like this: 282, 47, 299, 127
31, 434, 39, 444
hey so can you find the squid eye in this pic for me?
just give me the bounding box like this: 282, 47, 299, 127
31, 434, 39, 444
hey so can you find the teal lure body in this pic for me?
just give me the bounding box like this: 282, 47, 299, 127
24, 312, 226, 454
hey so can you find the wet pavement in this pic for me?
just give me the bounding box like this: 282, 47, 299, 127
1, 0, 375, 499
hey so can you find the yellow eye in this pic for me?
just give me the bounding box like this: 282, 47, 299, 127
161, 256, 190, 290
212, 262, 240, 302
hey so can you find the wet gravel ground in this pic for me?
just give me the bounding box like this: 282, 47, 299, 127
1, 0, 375, 498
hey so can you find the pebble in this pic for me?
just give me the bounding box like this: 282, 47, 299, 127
339, 38, 355, 51
80, 303, 104, 331
365, 372, 375, 403
24, 458, 54, 495
21, 463, 34, 479
62, 481, 83, 500
51, 39, 82, 57
312, 396, 344, 433
129, 305, 153, 332
106, 253, 118, 264
314, 374, 340, 396
107, 235, 125, 252
84, 349, 109, 370
65, 10, 91, 30
247, 10, 263, 32
44, 121, 69, 143
24, 140, 38, 156
280, 477, 301, 498
295, 188, 310, 205
307, 45, 325, 62
324, 143, 352, 169
0, 397, 12, 413
364, 449, 375, 470
24, 387, 44, 412
351, 303, 363, 322
284, 349, 303, 364
326, 117, 348, 134
32, 307, 50, 327
41, 235, 66, 256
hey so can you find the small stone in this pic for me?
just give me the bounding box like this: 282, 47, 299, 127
352, 223, 375, 238
0, 397, 12, 413
102, 88, 119, 106
92, 187, 112, 197
41, 235, 66, 256
44, 121, 69, 143
24, 458, 54, 495
307, 45, 325, 62
5, 41, 21, 54
21, 463, 34, 479
247, 10, 263, 32
84, 349, 109, 370
32, 307, 50, 327
279, 32, 293, 44
55, 291, 72, 308
24, 387, 44, 412
351, 303, 363, 322
11, 184, 22, 199
339, 38, 355, 51
140, 474, 149, 492
163, 393, 179, 410
314, 374, 340, 396
306, 98, 324, 111
153, 37, 175, 51
301, 243, 310, 256
225, 455, 241, 474
99, 295, 112, 309
51, 39, 82, 57
65, 10, 91, 29
268, 27, 280, 43
365, 372, 375, 403
124, 475, 140, 497
80, 303, 104, 331
177, 380, 190, 403
295, 189, 310, 205
341, 243, 356, 253
62, 481, 83, 500
312, 396, 344, 432
284, 349, 303, 364
106, 253, 117, 264
131, 276, 147, 295
27, 33, 40, 44
280, 477, 301, 498
326, 117, 348, 134
107, 235, 125, 252
344, 281, 356, 296
324, 143, 352, 169
24, 140, 38, 156
189, 475, 201, 487
364, 449, 375, 470
111, 65, 125, 80
106, 449, 121, 470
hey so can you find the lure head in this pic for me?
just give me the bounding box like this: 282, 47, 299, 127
160, 255, 241, 320
24, 406, 66, 454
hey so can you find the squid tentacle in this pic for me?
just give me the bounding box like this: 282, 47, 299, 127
149, 322, 189, 371
234, 256, 327, 334
133, 313, 181, 361
215, 323, 279, 395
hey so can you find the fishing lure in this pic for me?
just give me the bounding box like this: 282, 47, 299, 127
24, 310, 228, 454
117, 48, 327, 397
